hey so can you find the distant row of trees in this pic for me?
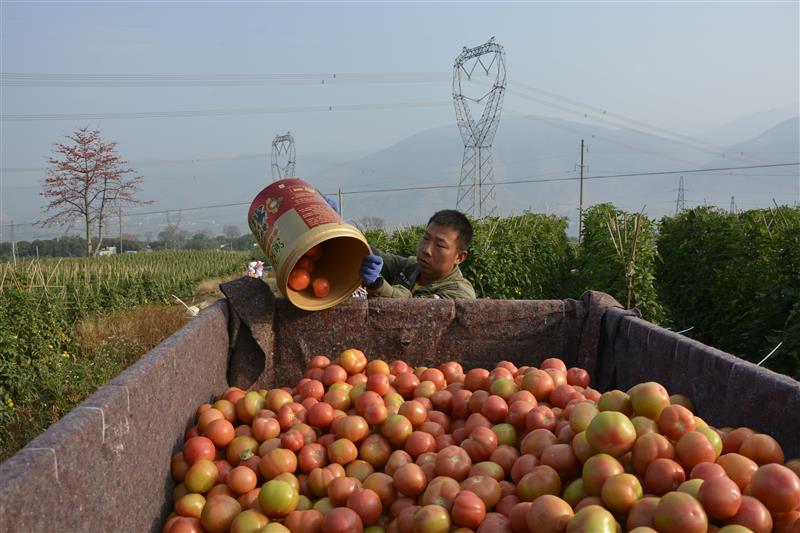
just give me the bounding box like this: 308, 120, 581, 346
6, 125, 388, 261
0, 229, 258, 261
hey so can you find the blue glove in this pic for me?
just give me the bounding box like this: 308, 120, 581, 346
359, 254, 384, 286
322, 194, 338, 213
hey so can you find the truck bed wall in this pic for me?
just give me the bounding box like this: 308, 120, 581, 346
1, 285, 798, 532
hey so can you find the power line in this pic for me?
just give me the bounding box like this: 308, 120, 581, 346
3, 161, 795, 229
0, 72, 450, 87
0, 100, 451, 122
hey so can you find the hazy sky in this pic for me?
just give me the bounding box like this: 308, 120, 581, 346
1, 1, 798, 238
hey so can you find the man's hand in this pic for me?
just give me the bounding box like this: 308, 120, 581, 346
359, 254, 384, 286
322, 194, 338, 213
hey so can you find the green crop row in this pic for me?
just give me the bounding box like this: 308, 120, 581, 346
0, 250, 251, 459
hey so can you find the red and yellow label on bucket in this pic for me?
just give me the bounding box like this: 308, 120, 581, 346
248, 177, 369, 311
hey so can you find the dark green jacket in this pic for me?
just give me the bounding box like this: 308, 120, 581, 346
369, 247, 476, 299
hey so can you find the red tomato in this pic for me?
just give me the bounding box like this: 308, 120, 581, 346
183, 436, 217, 465
304, 245, 323, 261
451, 490, 486, 528
312, 277, 330, 297
288, 268, 311, 291
296, 256, 316, 272
321, 507, 363, 533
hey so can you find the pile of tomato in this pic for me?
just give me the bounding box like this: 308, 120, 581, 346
164, 349, 800, 533
287, 245, 330, 298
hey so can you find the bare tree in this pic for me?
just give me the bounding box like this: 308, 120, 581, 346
223, 224, 241, 239
354, 216, 386, 232
39, 126, 149, 256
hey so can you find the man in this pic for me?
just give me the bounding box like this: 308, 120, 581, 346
359, 209, 476, 299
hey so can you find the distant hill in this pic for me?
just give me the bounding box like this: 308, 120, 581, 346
7, 113, 797, 240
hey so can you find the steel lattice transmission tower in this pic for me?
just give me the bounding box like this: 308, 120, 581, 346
453, 37, 506, 218
675, 176, 686, 214
271, 132, 296, 181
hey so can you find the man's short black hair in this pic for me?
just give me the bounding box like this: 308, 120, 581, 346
427, 209, 473, 251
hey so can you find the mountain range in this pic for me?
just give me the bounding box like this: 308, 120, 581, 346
6, 111, 798, 240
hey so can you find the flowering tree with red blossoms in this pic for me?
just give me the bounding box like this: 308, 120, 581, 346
39, 126, 149, 256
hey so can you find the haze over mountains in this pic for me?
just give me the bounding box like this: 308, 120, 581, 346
6, 110, 799, 241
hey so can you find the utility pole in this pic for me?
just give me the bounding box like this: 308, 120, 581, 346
729, 196, 736, 214
338, 188, 344, 219
10, 220, 17, 265
118, 207, 123, 253
578, 139, 586, 243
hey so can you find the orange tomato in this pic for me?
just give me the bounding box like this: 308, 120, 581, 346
312, 277, 331, 298
288, 268, 311, 291
297, 256, 316, 272
304, 245, 323, 261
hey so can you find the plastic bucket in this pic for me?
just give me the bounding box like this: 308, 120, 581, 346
248, 177, 370, 311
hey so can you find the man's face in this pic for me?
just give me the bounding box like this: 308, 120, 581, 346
416, 222, 468, 283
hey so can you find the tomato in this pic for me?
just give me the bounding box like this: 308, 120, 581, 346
625, 496, 660, 530
175, 493, 206, 519
644, 458, 686, 496
298, 443, 328, 473
627, 382, 670, 420
526, 405, 557, 432
183, 436, 217, 465
327, 476, 361, 506
283, 509, 323, 533
200, 495, 241, 533
307, 402, 335, 429
504, 453, 537, 484
462, 426, 498, 462
676, 431, 718, 473
184, 459, 218, 493
723, 496, 773, 533
328, 438, 358, 465
601, 472, 643, 514
393, 463, 427, 497
653, 491, 708, 533
414, 504, 451, 533
381, 413, 413, 447
585, 411, 637, 458
658, 404, 696, 441
420, 476, 461, 511
582, 453, 624, 496
690, 461, 726, 480
722, 427, 755, 454
229, 509, 269, 533
461, 475, 502, 511
259, 448, 298, 479
362, 472, 397, 508
749, 463, 800, 513
435, 446, 472, 481
259, 479, 299, 518
698, 474, 741, 519
566, 504, 617, 533
359, 433, 392, 469
197, 408, 225, 433
288, 268, 311, 291
304, 245, 323, 261
516, 465, 561, 501
322, 507, 363, 533
227, 465, 258, 494
451, 490, 486, 528
347, 488, 383, 526
251, 416, 281, 442
632, 432, 675, 474
540, 443, 579, 477
526, 494, 574, 533
345, 459, 374, 482
738, 433, 784, 465
717, 452, 759, 490
404, 431, 436, 458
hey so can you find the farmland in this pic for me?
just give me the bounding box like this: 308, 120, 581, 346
0, 250, 251, 460
1, 204, 798, 462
